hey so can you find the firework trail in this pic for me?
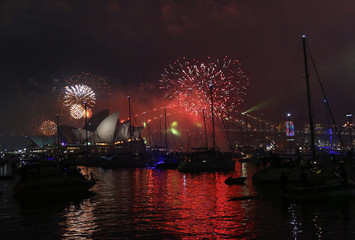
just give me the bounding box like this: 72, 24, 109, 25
160, 57, 249, 118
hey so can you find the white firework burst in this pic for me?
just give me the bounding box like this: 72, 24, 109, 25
64, 84, 96, 109
70, 104, 85, 119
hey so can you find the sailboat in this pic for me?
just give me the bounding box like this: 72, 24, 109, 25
252, 35, 354, 187
280, 35, 355, 200
178, 84, 236, 172
153, 108, 182, 169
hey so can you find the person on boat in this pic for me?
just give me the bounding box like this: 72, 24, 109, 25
280, 172, 288, 191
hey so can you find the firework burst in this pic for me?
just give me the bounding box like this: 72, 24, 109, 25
40, 120, 57, 136
64, 84, 96, 109
58, 72, 112, 121
65, 72, 112, 104
160, 57, 249, 118
70, 103, 85, 119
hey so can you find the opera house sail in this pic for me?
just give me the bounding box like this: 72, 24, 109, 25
29, 110, 147, 167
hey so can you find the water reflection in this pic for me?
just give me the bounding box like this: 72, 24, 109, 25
287, 203, 303, 239
1, 162, 355, 239
61, 198, 97, 239
281, 199, 355, 240
12, 191, 94, 239
76, 162, 259, 239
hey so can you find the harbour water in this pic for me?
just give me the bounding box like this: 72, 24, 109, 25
1, 161, 355, 239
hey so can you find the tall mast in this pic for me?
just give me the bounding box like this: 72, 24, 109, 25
210, 84, 216, 150
159, 117, 163, 147
261, 114, 264, 148
202, 109, 208, 149
147, 120, 151, 147
302, 35, 316, 161
186, 130, 190, 152
128, 96, 132, 139
164, 108, 168, 152
85, 102, 88, 152
347, 113, 353, 152
56, 114, 60, 151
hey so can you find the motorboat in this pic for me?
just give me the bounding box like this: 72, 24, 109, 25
14, 163, 96, 195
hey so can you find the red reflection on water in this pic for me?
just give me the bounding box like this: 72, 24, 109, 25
76, 162, 257, 239
128, 163, 256, 238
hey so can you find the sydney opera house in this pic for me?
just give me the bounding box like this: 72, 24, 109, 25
30, 110, 145, 155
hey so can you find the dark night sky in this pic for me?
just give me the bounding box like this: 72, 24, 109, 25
1, 0, 355, 136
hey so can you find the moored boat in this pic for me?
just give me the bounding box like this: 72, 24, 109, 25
225, 176, 247, 185
178, 149, 235, 172
283, 176, 355, 201
14, 163, 96, 195
252, 164, 324, 184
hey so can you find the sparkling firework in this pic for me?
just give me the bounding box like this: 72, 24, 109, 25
40, 120, 57, 136
59, 72, 112, 122
64, 84, 96, 109
70, 104, 85, 119
65, 72, 112, 104
160, 57, 249, 118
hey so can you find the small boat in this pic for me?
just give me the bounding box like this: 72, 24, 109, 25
225, 176, 247, 185
155, 160, 180, 169
14, 163, 96, 195
228, 195, 259, 201
153, 152, 182, 170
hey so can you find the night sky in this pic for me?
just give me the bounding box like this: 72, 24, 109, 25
1, 0, 355, 137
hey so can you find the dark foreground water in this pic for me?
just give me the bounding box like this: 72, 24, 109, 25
1, 162, 355, 239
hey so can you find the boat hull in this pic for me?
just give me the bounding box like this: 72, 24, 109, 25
225, 177, 247, 185
283, 181, 355, 201
252, 167, 303, 183
14, 175, 96, 195
178, 159, 236, 172
252, 165, 326, 184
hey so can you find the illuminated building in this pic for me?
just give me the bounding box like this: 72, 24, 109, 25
29, 110, 144, 151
